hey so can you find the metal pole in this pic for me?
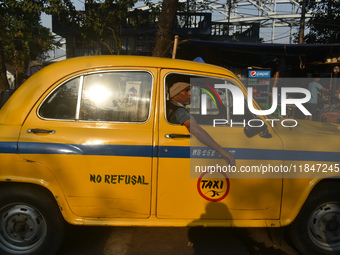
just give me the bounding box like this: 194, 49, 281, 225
271, 0, 277, 43
172, 35, 179, 59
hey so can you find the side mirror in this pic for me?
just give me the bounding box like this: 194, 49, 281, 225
244, 124, 272, 138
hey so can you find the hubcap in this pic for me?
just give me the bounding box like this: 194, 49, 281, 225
0, 204, 47, 254
308, 203, 340, 251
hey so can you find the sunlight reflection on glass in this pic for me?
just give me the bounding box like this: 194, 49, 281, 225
85, 85, 113, 108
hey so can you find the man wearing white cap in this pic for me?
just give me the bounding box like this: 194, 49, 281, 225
167, 82, 235, 166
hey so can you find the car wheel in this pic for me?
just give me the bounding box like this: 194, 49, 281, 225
0, 185, 64, 255
289, 182, 340, 255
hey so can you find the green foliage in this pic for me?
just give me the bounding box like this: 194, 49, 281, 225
0, 0, 163, 91
53, 0, 156, 55
0, 0, 60, 88
304, 0, 340, 43
84, 0, 138, 54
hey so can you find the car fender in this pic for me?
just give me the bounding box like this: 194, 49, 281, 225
0, 153, 84, 225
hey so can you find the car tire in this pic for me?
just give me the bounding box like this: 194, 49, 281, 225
0, 185, 64, 255
289, 182, 340, 255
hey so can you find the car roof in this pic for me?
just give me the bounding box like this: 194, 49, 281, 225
0, 56, 236, 125
43, 55, 234, 75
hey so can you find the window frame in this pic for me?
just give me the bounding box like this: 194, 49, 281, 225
37, 70, 154, 124
164, 71, 241, 127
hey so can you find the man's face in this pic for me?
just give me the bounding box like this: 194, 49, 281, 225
173, 87, 191, 105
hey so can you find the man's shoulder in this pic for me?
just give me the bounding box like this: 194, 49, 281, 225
167, 100, 188, 113
167, 100, 186, 107
166, 100, 192, 125
309, 81, 323, 89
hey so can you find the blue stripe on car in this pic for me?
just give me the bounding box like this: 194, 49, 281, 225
0, 142, 339, 162
0, 142, 17, 154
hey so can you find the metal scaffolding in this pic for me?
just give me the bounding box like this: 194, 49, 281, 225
180, 0, 314, 43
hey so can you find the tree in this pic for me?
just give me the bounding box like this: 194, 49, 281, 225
152, 0, 216, 57
298, 0, 307, 44
52, 0, 153, 56
304, 0, 340, 43
152, 0, 178, 57
52, 0, 178, 57
75, 0, 140, 55
0, 0, 59, 93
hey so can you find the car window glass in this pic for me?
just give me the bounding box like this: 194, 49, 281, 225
165, 73, 231, 126
165, 73, 255, 126
190, 78, 229, 116
80, 71, 152, 122
39, 77, 80, 120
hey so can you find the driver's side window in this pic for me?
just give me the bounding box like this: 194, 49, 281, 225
165, 73, 256, 126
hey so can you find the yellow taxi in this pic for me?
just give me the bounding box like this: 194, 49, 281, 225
0, 56, 339, 255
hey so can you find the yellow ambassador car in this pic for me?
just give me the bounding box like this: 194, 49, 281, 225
0, 56, 339, 255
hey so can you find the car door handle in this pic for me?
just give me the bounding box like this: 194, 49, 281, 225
27, 129, 55, 134
165, 134, 191, 138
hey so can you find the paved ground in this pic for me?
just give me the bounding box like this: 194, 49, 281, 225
56, 225, 301, 255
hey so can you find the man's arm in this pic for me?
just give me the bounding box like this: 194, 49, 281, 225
183, 118, 235, 166
316, 83, 328, 92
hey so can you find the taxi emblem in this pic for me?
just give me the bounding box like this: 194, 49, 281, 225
197, 172, 230, 202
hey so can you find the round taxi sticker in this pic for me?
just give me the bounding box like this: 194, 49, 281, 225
197, 172, 230, 202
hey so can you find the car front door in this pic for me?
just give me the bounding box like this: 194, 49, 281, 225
157, 70, 284, 222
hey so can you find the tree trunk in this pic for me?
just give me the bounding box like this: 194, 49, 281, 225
298, 0, 307, 44
0, 45, 9, 94
152, 0, 178, 57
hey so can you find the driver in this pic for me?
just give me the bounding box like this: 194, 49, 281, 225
167, 82, 235, 166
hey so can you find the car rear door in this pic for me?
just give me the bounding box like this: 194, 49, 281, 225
18, 68, 156, 219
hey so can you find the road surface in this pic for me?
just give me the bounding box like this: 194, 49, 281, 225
56, 225, 300, 255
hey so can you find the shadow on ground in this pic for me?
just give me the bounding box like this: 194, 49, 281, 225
56, 224, 300, 255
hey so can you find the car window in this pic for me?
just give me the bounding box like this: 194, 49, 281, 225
165, 73, 230, 126
190, 77, 229, 116
39, 71, 153, 122
39, 77, 80, 120
165, 73, 255, 126
80, 72, 152, 122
